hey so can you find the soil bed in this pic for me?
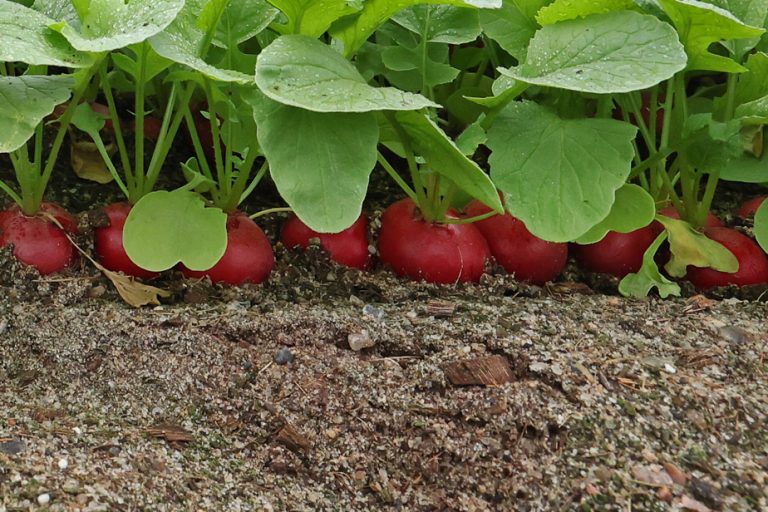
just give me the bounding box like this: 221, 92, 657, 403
1, 254, 767, 511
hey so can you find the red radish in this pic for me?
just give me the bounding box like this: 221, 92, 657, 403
182, 211, 274, 285
686, 227, 768, 288
129, 116, 162, 141
281, 213, 370, 269
658, 206, 724, 228
378, 198, 490, 283
94, 202, 158, 279
464, 200, 567, 285
573, 225, 658, 278
736, 195, 767, 219
0, 203, 77, 274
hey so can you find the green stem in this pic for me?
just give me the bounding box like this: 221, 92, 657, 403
239, 157, 268, 205
99, 63, 133, 194
249, 206, 292, 220
134, 43, 149, 195
384, 112, 430, 217
377, 151, 417, 203
724, 73, 737, 121
698, 170, 720, 226
90, 133, 130, 197
442, 210, 496, 225
0, 178, 22, 206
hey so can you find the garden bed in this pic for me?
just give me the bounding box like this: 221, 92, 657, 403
1, 259, 767, 511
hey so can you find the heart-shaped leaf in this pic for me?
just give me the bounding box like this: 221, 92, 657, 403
123, 190, 228, 272
575, 184, 656, 244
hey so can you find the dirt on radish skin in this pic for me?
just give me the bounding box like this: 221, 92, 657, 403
464, 200, 567, 285
0, 203, 78, 275
378, 198, 489, 284
686, 227, 768, 288
182, 211, 274, 285
94, 202, 158, 279
281, 213, 370, 269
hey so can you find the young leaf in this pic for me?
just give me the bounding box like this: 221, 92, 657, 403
391, 111, 504, 213
619, 232, 681, 298
655, 215, 739, 277
248, 92, 379, 234
0, 75, 74, 153
575, 184, 656, 244
149, 0, 253, 83
255, 34, 438, 112
658, 0, 763, 73
499, 11, 687, 93
0, 0, 90, 67
487, 101, 637, 242
330, 0, 501, 58
214, 0, 278, 48
478, 2, 539, 61
536, 0, 633, 25
123, 190, 228, 272
754, 197, 768, 253
392, 5, 481, 44
268, 0, 360, 37
52, 0, 184, 53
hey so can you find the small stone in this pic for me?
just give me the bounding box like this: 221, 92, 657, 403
663, 363, 677, 374
718, 325, 749, 345
0, 440, 25, 455
348, 330, 374, 351
37, 493, 50, 506
58, 458, 69, 470
362, 304, 385, 321
0, 318, 8, 334
274, 347, 294, 365
656, 486, 673, 503
63, 480, 80, 495
664, 462, 687, 486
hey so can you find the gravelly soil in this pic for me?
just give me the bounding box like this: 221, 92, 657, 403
1, 250, 767, 512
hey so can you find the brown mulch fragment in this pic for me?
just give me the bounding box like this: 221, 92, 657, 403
442, 355, 515, 386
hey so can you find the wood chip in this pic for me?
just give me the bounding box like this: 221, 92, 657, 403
146, 423, 194, 444
442, 355, 515, 386
274, 423, 311, 453
425, 300, 455, 318
682, 294, 714, 314
664, 462, 688, 485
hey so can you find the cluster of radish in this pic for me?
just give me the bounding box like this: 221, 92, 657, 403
3, 193, 766, 290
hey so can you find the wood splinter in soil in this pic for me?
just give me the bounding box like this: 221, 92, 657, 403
146, 422, 195, 446
442, 355, 515, 386
274, 423, 311, 453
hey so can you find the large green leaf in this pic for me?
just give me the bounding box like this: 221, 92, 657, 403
393, 5, 481, 43
249, 92, 379, 233
499, 11, 686, 93
619, 232, 681, 298
754, 198, 768, 252
536, 0, 633, 25
658, 0, 763, 73
0, 75, 74, 153
331, 0, 501, 58
479, 2, 538, 61
52, 0, 184, 53
575, 184, 656, 244
0, 0, 90, 67
123, 190, 228, 272
255, 34, 437, 112
702, 0, 768, 58
720, 152, 768, 182
149, 0, 253, 83
655, 215, 739, 277
215, 0, 277, 47
487, 101, 637, 242
268, 0, 360, 37
392, 111, 504, 213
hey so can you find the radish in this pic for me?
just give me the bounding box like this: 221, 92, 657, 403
464, 199, 567, 285
378, 198, 490, 283
182, 211, 274, 285
657, 206, 723, 228
686, 227, 768, 288
0, 203, 77, 274
573, 225, 659, 278
736, 196, 767, 219
94, 202, 158, 279
281, 213, 370, 269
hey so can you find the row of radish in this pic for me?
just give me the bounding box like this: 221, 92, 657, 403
2, 194, 766, 291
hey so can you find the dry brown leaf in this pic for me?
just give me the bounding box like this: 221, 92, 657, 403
70, 138, 116, 184
92, 260, 170, 307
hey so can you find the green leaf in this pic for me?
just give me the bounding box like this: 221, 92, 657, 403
255, 34, 437, 112
149, 0, 253, 83
658, 0, 764, 73
52, 0, 185, 53
720, 152, 768, 182
0, 0, 90, 67
123, 190, 228, 272
70, 101, 106, 136
619, 232, 681, 298
249, 92, 379, 233
268, 0, 361, 37
215, 0, 277, 47
393, 5, 481, 44
655, 215, 739, 277
487, 101, 637, 242
381, 45, 460, 89
681, 114, 744, 172
754, 197, 768, 252
478, 2, 538, 61
455, 120, 487, 155
575, 184, 656, 244
500, 11, 687, 93
111, 45, 173, 82
0, 75, 74, 153
536, 0, 634, 25
702, 0, 768, 58
330, 0, 501, 58
392, 110, 504, 213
